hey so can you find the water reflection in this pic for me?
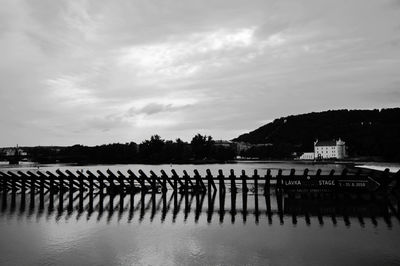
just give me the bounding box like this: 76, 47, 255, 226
1, 188, 399, 227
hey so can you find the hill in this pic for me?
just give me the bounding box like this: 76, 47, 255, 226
233, 108, 400, 161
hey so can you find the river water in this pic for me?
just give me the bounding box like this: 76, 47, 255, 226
0, 161, 399, 265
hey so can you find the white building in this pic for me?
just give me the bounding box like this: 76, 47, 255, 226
299, 152, 315, 160
314, 139, 346, 159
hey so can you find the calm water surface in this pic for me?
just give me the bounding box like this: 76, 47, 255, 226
0, 162, 399, 266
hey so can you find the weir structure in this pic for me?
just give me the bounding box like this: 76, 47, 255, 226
0, 168, 399, 226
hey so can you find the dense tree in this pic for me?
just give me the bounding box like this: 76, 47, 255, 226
190, 134, 214, 160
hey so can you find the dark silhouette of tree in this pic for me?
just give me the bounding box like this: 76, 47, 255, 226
190, 134, 214, 160
138, 135, 165, 162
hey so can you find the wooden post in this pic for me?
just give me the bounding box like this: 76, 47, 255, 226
184, 185, 189, 217
58, 170, 64, 210
194, 193, 201, 222
173, 191, 179, 222
118, 171, 134, 194
150, 191, 156, 222
1, 173, 8, 208
242, 184, 247, 223
207, 190, 216, 223
218, 170, 226, 193
171, 169, 185, 191
30, 171, 36, 208
139, 191, 146, 222
184, 170, 195, 187
138, 170, 155, 191
39, 172, 45, 209
183, 170, 191, 193
164, 169, 179, 193
254, 191, 259, 224
20, 171, 26, 204
265, 192, 272, 224
161, 192, 167, 222
107, 169, 123, 191
11, 172, 17, 206
39, 173, 45, 196
161, 170, 174, 190
119, 188, 124, 213
127, 170, 146, 192
1, 172, 13, 190
170, 170, 178, 192
109, 191, 114, 216
264, 169, 271, 195
253, 169, 259, 194
194, 169, 206, 192
151, 170, 167, 193
70, 171, 83, 210
47, 171, 54, 209
98, 170, 115, 194
241, 170, 248, 193
230, 186, 236, 224
68, 170, 74, 210
276, 189, 283, 224
219, 185, 225, 223
206, 169, 216, 191
150, 171, 158, 192
276, 169, 282, 192
229, 169, 237, 194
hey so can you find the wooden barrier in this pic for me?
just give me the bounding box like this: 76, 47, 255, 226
0, 168, 398, 198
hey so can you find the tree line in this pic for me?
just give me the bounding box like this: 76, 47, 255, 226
26, 134, 236, 164
15, 108, 400, 164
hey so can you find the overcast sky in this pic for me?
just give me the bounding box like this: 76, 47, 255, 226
1, 0, 399, 146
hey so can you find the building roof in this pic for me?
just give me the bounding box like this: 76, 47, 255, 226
315, 140, 337, 147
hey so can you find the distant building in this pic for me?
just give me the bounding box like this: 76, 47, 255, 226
232, 142, 252, 153
314, 139, 346, 159
232, 142, 273, 153
214, 140, 233, 148
299, 152, 315, 160
1, 147, 27, 157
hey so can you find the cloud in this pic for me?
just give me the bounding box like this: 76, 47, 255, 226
127, 102, 193, 116
0, 0, 399, 145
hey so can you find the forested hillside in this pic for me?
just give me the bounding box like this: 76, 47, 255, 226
233, 108, 400, 161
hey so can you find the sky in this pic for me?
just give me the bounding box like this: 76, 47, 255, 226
0, 0, 400, 146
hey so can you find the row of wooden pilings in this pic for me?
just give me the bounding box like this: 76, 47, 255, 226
0, 168, 399, 226
1, 167, 397, 195
0, 178, 398, 227
0, 168, 279, 196
1, 168, 397, 196
0, 168, 302, 213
